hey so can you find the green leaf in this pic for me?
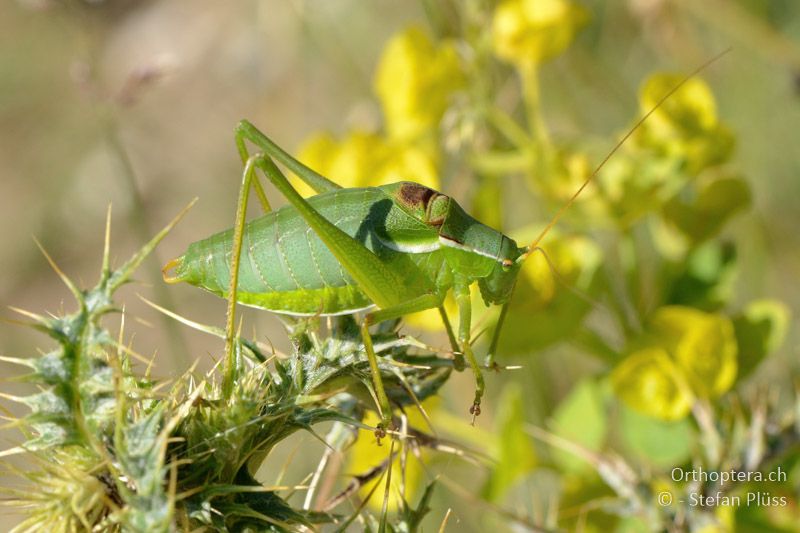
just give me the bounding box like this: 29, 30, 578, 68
481, 383, 536, 502
618, 402, 694, 469
665, 241, 738, 311
662, 175, 751, 244
551, 378, 607, 472
733, 299, 791, 379
397, 481, 436, 532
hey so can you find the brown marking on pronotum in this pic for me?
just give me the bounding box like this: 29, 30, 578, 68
397, 182, 436, 208
428, 215, 445, 227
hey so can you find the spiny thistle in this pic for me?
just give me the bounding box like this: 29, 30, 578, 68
0, 203, 193, 532
0, 204, 453, 532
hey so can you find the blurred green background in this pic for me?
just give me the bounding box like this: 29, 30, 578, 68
2, 0, 800, 531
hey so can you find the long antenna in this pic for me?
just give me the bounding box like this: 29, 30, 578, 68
519, 48, 732, 261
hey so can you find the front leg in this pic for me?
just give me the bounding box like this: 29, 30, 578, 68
485, 300, 511, 370
454, 280, 485, 423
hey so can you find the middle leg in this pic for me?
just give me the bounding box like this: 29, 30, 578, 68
362, 293, 444, 443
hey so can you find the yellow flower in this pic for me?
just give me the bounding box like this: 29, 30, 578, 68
641, 75, 717, 135
613, 306, 738, 420
492, 0, 589, 66
346, 403, 436, 512
293, 130, 440, 197
650, 306, 737, 398
597, 73, 735, 227
612, 347, 694, 421
636, 73, 734, 173
374, 26, 464, 141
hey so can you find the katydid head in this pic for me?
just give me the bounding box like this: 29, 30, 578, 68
477, 235, 526, 305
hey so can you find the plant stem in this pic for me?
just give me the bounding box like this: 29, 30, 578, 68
520, 62, 551, 149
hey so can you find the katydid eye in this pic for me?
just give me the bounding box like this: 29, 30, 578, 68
501, 259, 513, 270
